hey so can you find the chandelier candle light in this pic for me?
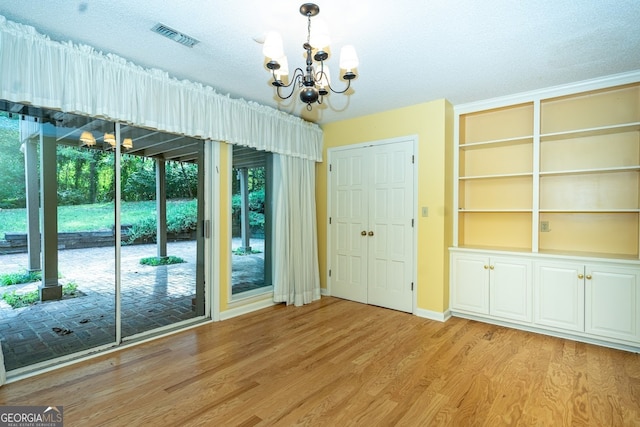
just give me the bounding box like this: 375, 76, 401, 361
263, 3, 359, 110
79, 131, 133, 150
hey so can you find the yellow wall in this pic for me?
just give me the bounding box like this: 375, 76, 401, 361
318, 99, 454, 313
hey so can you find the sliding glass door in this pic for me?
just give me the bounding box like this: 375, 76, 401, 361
0, 111, 118, 371
0, 102, 207, 375
118, 125, 205, 338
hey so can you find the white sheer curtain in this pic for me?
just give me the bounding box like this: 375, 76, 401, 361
272, 154, 321, 306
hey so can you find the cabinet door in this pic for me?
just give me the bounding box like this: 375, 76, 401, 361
585, 265, 639, 343
451, 254, 490, 314
489, 257, 532, 322
533, 262, 585, 332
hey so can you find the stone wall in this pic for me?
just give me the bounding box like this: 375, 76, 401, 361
0, 229, 196, 255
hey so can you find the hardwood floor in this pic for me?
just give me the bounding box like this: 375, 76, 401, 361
1, 296, 639, 426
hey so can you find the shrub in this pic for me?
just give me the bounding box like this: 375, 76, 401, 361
125, 216, 157, 244
64, 282, 79, 296
232, 189, 265, 230
125, 199, 198, 244
232, 248, 262, 255
0, 197, 25, 209
0, 270, 42, 286
2, 289, 39, 308
167, 200, 197, 234
140, 256, 185, 266
1, 282, 80, 309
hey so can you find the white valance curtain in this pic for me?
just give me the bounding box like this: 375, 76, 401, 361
0, 15, 322, 161
273, 154, 321, 306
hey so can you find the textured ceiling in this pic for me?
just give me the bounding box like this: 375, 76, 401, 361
1, 1, 639, 124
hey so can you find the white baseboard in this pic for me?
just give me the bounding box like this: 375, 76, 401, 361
415, 307, 452, 322
451, 311, 640, 353
320, 288, 330, 296
219, 298, 277, 320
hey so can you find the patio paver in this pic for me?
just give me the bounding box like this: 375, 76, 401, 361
0, 238, 265, 372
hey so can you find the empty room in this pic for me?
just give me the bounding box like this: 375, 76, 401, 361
0, 1, 639, 425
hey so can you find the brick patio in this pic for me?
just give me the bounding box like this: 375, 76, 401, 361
0, 239, 265, 372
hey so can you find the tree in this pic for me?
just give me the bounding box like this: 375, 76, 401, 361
0, 112, 26, 208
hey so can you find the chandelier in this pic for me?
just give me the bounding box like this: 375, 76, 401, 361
262, 3, 359, 110
79, 131, 133, 150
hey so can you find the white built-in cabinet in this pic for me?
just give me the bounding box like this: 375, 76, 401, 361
450, 72, 640, 351
451, 253, 531, 322
451, 249, 640, 350
534, 261, 640, 343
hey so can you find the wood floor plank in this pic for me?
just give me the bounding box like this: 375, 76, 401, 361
1, 297, 638, 426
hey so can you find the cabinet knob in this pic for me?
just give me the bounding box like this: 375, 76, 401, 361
578, 274, 584, 279
489, 265, 494, 270
361, 230, 367, 236
368, 231, 374, 236
484, 265, 489, 269
586, 274, 592, 280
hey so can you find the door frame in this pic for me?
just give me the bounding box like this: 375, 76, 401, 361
326, 135, 418, 313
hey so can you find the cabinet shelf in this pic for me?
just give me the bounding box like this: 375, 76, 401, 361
460, 142, 532, 177
460, 136, 533, 149
541, 83, 640, 134
537, 249, 640, 261
459, 211, 532, 250
460, 102, 534, 144
540, 130, 639, 172
456, 79, 640, 258
539, 166, 640, 177
540, 122, 640, 142
460, 172, 533, 180
460, 209, 533, 213
539, 212, 638, 258
539, 209, 640, 213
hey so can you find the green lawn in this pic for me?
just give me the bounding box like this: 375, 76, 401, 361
0, 200, 193, 239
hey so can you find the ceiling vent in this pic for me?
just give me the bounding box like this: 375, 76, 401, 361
151, 23, 200, 48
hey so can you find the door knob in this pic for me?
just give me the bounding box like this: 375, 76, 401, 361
368, 231, 374, 236
361, 230, 367, 236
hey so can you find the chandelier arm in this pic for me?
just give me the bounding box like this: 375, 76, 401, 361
272, 68, 305, 90
274, 71, 305, 100
326, 78, 353, 95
